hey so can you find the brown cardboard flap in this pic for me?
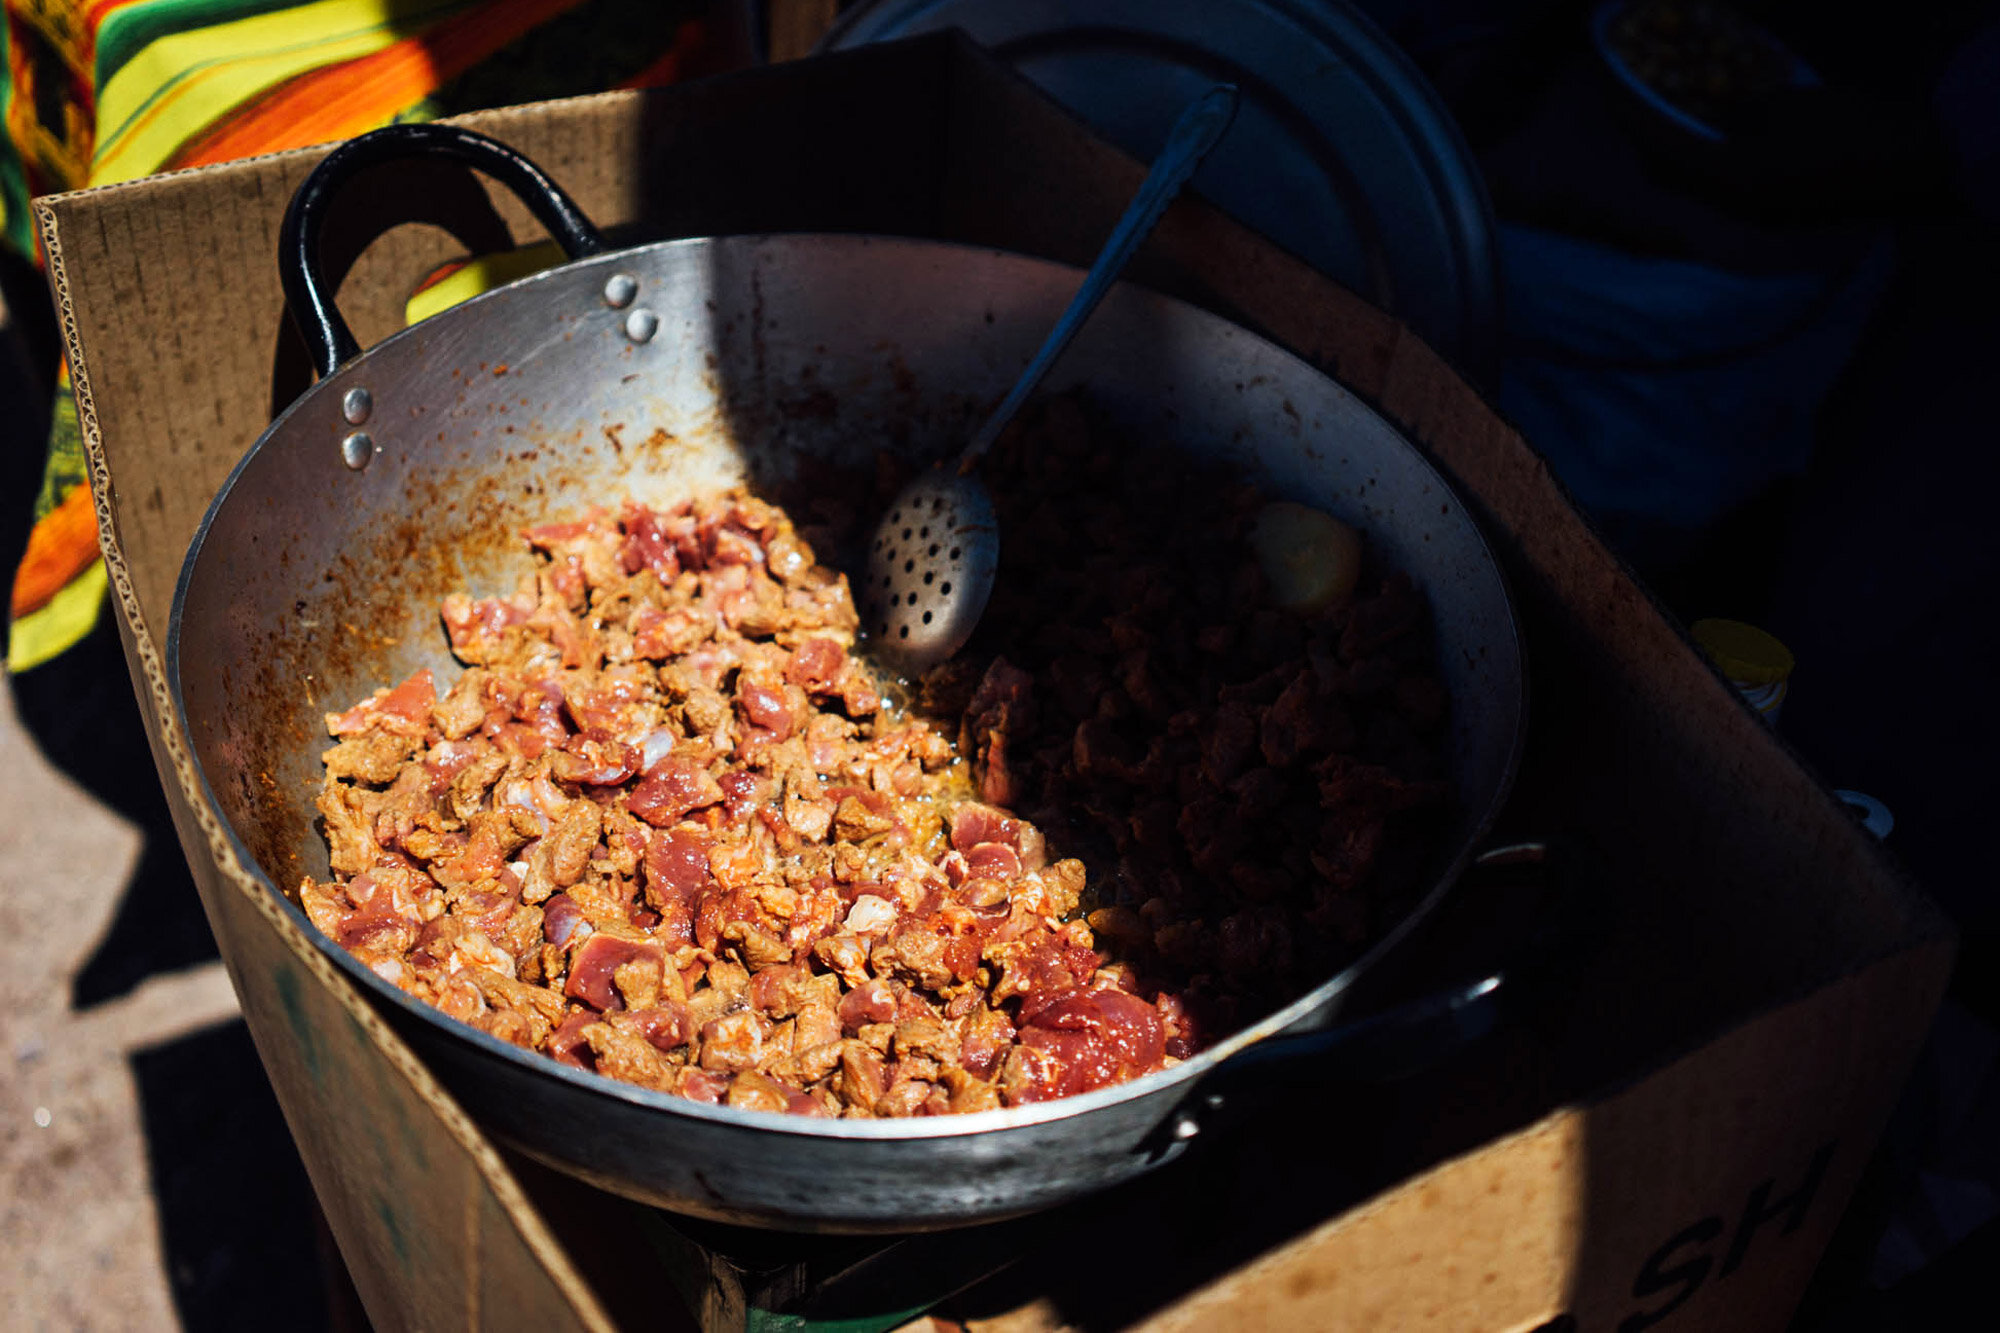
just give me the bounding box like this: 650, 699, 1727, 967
923, 937, 1948, 1333
41, 32, 1955, 1332
38, 152, 620, 1333
1146, 1113, 1589, 1332
1151, 942, 1951, 1332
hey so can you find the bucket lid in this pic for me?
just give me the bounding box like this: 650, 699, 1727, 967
822, 0, 1502, 387
1691, 617, 1795, 685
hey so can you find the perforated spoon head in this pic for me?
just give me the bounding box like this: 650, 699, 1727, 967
858, 467, 999, 674
857, 83, 1238, 676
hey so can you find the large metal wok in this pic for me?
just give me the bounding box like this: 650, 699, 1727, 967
169, 126, 1525, 1232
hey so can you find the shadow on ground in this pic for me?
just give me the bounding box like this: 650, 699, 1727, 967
6, 234, 347, 1328
132, 1020, 334, 1333
8, 619, 225, 1009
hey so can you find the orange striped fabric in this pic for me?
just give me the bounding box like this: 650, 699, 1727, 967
174, 0, 592, 168
1, 0, 721, 670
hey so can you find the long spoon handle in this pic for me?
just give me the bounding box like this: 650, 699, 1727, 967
958, 83, 1241, 470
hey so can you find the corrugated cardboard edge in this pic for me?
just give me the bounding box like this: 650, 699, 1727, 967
34, 193, 617, 1333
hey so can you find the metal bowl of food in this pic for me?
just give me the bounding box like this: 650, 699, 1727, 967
168, 124, 1524, 1231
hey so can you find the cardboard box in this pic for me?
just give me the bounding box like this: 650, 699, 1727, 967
35, 33, 1953, 1332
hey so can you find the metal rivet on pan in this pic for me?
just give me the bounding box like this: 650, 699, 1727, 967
340, 431, 375, 471
341, 386, 372, 425
603, 273, 638, 308
624, 307, 659, 343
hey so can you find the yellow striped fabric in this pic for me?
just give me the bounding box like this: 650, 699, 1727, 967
3, 0, 712, 671
91, 0, 469, 183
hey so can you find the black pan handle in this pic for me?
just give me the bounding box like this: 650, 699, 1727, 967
1168, 840, 1597, 1138
279, 122, 610, 378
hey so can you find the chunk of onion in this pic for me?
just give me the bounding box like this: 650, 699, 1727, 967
844, 894, 899, 935
1249, 500, 1363, 612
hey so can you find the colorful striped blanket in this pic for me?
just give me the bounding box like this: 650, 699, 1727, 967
3, 0, 712, 669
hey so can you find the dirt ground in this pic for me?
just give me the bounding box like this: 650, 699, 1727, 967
0, 665, 262, 1329
0, 267, 335, 1331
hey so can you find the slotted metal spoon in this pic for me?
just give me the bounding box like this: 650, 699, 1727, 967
860, 83, 1240, 672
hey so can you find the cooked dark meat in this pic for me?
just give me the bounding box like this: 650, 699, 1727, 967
303, 393, 1448, 1116
923, 393, 1452, 1037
